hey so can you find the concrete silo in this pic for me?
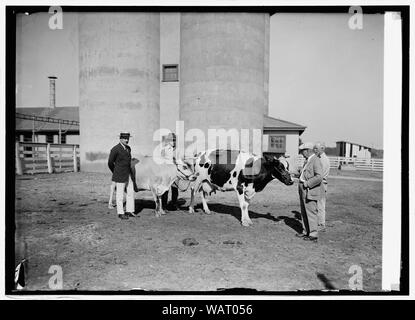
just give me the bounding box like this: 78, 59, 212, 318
179, 13, 270, 155
78, 13, 160, 172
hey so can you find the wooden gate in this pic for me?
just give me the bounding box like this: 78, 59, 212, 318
15, 141, 80, 175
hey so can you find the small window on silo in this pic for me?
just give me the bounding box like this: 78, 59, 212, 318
162, 64, 179, 82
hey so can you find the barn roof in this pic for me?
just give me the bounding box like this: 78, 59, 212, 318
16, 107, 79, 132
16, 107, 306, 135
263, 115, 306, 134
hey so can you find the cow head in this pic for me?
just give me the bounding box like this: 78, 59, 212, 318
269, 156, 294, 185
174, 158, 198, 181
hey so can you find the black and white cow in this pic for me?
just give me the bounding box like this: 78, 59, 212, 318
188, 149, 294, 226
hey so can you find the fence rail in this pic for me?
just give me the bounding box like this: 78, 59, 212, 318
295, 156, 383, 172
15, 141, 80, 175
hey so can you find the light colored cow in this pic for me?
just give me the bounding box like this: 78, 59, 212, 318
132, 156, 196, 217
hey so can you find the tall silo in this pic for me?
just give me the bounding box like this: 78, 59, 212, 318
179, 13, 269, 156
78, 13, 160, 172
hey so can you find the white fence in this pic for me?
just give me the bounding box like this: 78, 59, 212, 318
295, 156, 383, 172
15, 141, 80, 175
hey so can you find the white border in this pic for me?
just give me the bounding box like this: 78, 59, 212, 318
382, 11, 402, 292
1, 0, 412, 300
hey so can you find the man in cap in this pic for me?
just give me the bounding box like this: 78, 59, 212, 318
108, 132, 137, 220
296, 142, 324, 242
313, 142, 330, 231
160, 132, 179, 210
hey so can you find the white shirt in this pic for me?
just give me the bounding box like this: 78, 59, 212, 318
299, 153, 315, 183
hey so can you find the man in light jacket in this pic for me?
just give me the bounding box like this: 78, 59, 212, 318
296, 142, 325, 242
314, 142, 330, 231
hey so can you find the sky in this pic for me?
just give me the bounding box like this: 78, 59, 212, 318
269, 13, 384, 149
15, 13, 79, 108
15, 12, 384, 149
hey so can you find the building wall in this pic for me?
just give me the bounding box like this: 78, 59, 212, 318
263, 130, 300, 172
160, 13, 181, 132
66, 135, 80, 145
345, 143, 351, 158
351, 143, 371, 158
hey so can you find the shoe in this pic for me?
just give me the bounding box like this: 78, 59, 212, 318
118, 214, 128, 220
295, 233, 307, 238
125, 212, 137, 218
133, 183, 139, 192
303, 236, 318, 242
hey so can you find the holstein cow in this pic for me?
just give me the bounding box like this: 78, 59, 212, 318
188, 149, 294, 226
132, 156, 197, 217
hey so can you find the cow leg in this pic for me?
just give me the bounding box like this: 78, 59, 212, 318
237, 191, 251, 227
188, 186, 195, 214
151, 188, 161, 218
201, 191, 211, 214
244, 196, 253, 225
159, 195, 167, 215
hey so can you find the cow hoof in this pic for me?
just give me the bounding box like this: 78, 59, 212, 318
189, 208, 195, 214
160, 210, 167, 215
155, 211, 161, 218
241, 220, 252, 227
204, 210, 211, 215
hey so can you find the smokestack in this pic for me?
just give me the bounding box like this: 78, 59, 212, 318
48, 76, 57, 108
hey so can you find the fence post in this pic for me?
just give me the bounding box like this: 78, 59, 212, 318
371, 159, 374, 171
46, 143, 53, 174
15, 141, 23, 175
73, 145, 78, 172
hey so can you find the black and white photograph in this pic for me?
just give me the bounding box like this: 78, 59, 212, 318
3, 1, 410, 299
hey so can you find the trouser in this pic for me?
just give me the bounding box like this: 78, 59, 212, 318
116, 175, 135, 215
162, 185, 179, 208
317, 183, 327, 226
298, 183, 319, 237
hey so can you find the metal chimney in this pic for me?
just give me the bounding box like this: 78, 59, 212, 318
48, 76, 57, 108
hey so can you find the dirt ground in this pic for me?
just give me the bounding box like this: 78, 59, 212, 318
14, 170, 383, 292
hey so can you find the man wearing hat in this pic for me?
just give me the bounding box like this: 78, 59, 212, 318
108, 132, 137, 220
296, 142, 324, 242
313, 142, 330, 231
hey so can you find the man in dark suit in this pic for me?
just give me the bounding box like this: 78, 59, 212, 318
296, 142, 324, 242
108, 132, 137, 220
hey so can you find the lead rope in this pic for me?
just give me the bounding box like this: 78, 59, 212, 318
174, 165, 192, 192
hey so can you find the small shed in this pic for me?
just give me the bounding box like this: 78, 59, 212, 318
336, 141, 372, 159
262, 115, 306, 171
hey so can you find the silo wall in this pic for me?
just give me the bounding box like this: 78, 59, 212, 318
78, 13, 160, 172
179, 13, 269, 156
